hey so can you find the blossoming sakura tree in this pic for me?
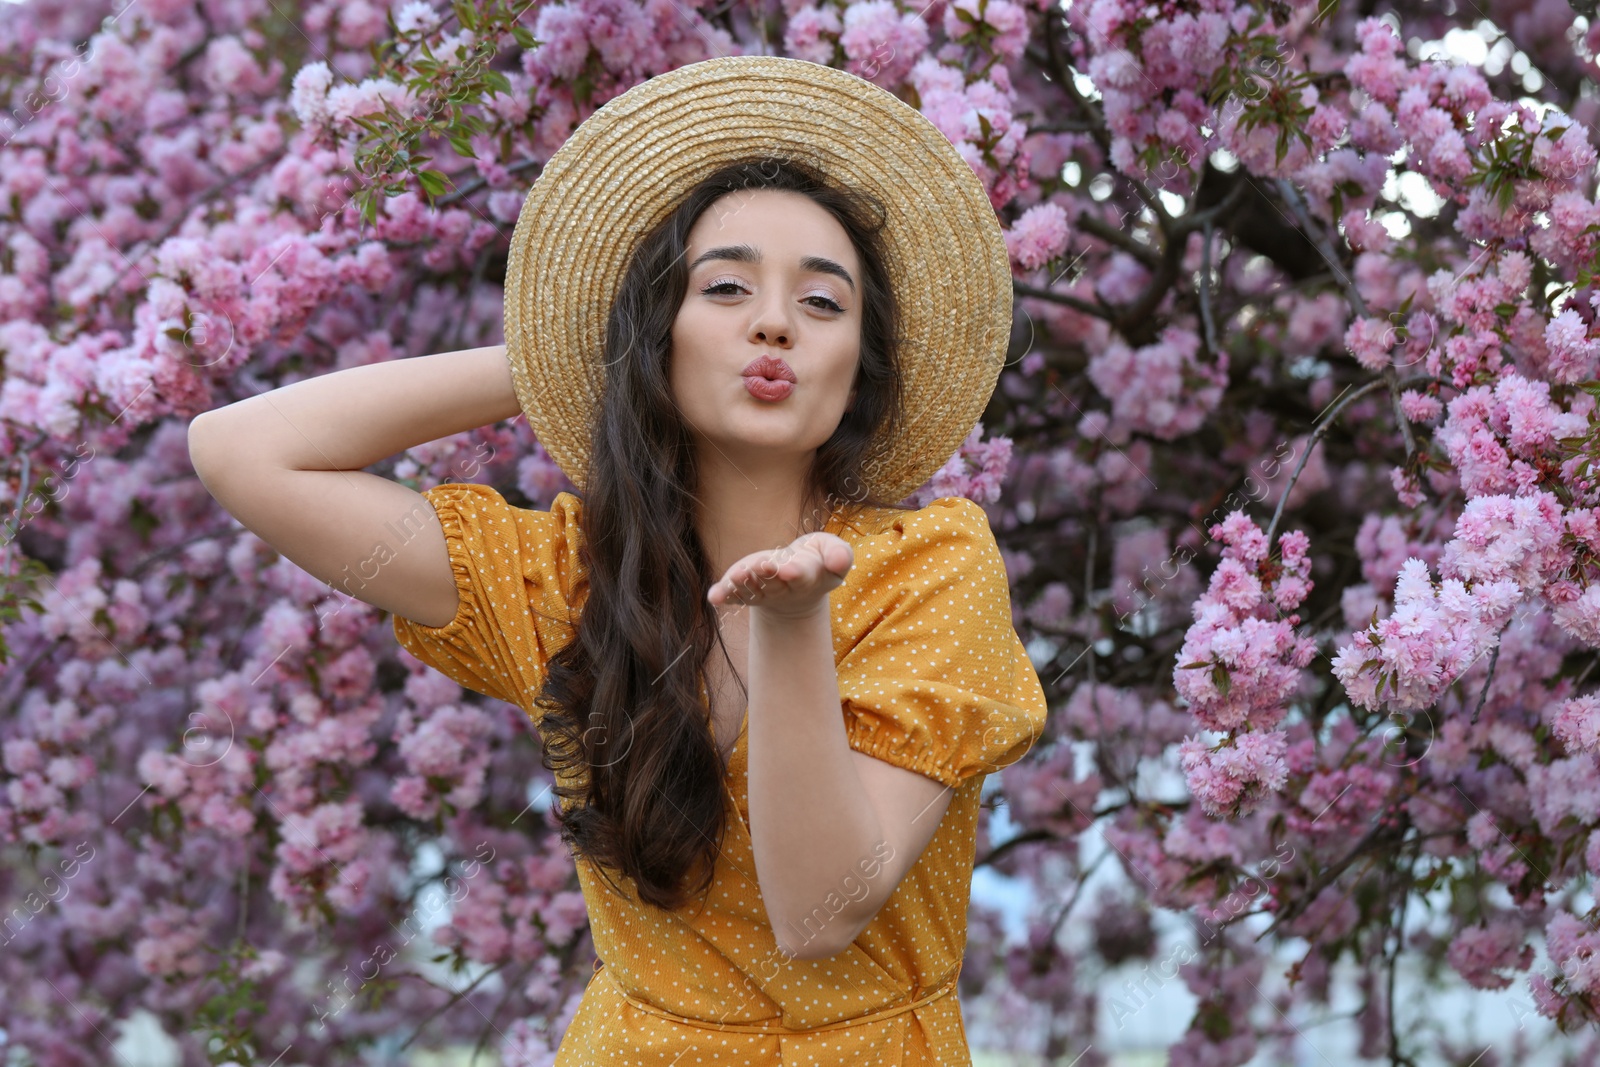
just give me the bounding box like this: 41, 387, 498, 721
3, 0, 1600, 1062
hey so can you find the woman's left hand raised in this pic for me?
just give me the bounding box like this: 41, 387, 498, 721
707, 532, 854, 619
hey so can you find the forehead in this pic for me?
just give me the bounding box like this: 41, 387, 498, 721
686, 189, 856, 259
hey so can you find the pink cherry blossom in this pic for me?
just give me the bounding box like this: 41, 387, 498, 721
7, 0, 1600, 1059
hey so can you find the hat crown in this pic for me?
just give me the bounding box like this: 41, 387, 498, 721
504, 56, 1014, 504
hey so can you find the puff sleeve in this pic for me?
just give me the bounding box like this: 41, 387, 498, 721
834, 496, 1048, 789
391, 483, 584, 715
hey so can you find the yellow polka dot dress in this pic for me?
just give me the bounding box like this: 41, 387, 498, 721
392, 483, 1049, 1065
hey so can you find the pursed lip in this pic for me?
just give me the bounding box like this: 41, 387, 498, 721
740, 355, 797, 383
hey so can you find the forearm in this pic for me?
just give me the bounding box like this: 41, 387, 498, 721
190, 344, 521, 473
745, 603, 883, 959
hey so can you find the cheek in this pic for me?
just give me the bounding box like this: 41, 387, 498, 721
666, 348, 692, 406
669, 307, 714, 366
665, 324, 715, 413
834, 344, 862, 397
666, 316, 693, 382
667, 311, 687, 354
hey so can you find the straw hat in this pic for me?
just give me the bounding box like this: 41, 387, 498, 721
502, 55, 1014, 505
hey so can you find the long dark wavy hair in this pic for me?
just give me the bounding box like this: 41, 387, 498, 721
531, 155, 918, 912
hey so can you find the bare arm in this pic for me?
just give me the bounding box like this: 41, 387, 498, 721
193, 344, 521, 472
744, 603, 953, 961
187, 344, 522, 627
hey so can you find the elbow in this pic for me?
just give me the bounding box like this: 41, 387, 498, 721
776, 932, 844, 962
187, 412, 223, 482
771, 906, 870, 961
188, 409, 248, 489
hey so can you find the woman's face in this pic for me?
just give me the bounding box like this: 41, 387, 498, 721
669, 188, 861, 474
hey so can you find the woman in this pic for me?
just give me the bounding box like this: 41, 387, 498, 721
190, 56, 1047, 1065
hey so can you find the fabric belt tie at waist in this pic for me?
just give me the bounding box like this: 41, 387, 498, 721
595, 959, 961, 1034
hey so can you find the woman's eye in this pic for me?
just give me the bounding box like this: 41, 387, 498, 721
700, 282, 843, 313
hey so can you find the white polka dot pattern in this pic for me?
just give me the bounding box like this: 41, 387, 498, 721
833, 495, 1046, 788
391, 483, 584, 707
390, 484, 1050, 1064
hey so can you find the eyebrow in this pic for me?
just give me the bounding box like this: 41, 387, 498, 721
687, 243, 856, 295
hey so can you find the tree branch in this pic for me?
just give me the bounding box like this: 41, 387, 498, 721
1256, 818, 1408, 940
1014, 280, 1116, 320
1073, 208, 1161, 266
435, 156, 543, 207
1274, 178, 1419, 460
1263, 372, 1434, 548
104, 154, 281, 296
397, 962, 506, 1051
1199, 219, 1219, 357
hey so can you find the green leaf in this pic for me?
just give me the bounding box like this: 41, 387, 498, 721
511, 25, 540, 49
417, 168, 450, 196
482, 69, 512, 96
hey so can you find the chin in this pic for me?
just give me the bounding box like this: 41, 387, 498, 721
721, 420, 831, 452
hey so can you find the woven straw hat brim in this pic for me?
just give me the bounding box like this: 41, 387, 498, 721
503, 55, 1014, 505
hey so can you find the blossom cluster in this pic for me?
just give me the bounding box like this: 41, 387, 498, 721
1172, 515, 1316, 818
6, 0, 1600, 1061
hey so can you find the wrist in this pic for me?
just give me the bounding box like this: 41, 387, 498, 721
749, 599, 831, 628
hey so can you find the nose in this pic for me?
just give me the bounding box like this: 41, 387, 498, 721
748, 293, 793, 348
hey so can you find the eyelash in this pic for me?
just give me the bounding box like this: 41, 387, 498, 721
699, 280, 845, 314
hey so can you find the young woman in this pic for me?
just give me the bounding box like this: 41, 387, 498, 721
190, 56, 1047, 1065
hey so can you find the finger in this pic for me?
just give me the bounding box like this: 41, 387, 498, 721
825, 541, 853, 577
740, 560, 804, 602
725, 571, 777, 605
710, 572, 753, 605
735, 562, 775, 594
